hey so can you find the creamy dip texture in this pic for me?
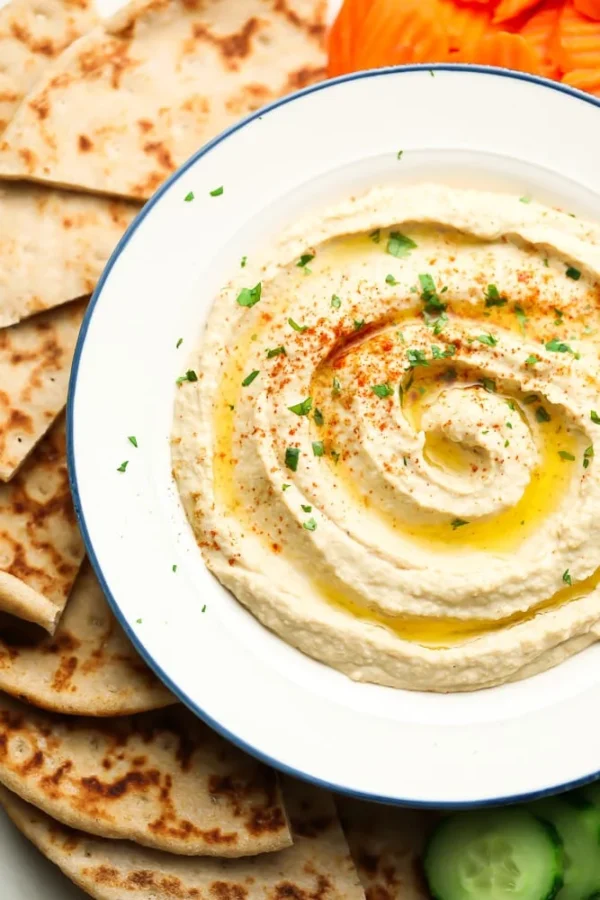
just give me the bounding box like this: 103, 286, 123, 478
172, 183, 600, 691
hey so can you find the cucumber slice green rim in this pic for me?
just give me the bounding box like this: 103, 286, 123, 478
531, 796, 600, 900
424, 808, 563, 900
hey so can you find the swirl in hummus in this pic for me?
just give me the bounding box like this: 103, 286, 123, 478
172, 183, 600, 692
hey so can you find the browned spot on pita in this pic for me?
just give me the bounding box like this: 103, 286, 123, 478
41, 760, 73, 790
286, 65, 326, 91
130, 169, 166, 198
0, 91, 18, 103
50, 655, 77, 691
29, 94, 50, 119
293, 815, 333, 840
143, 140, 175, 171
210, 884, 248, 900
81, 769, 161, 799
78, 38, 139, 90
20, 749, 44, 775
137, 118, 154, 133
10, 22, 54, 56
78, 134, 93, 151
273, 877, 332, 899
192, 18, 263, 71
18, 147, 36, 172
225, 83, 271, 116
273, 0, 326, 40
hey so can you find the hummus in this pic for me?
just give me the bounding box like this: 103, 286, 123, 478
172, 183, 600, 692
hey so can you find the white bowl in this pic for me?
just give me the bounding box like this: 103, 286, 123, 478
69, 64, 600, 807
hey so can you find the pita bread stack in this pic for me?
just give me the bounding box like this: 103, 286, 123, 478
0, 1, 373, 897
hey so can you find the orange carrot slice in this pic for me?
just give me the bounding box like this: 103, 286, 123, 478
493, 0, 543, 24
328, 0, 373, 76
354, 0, 449, 69
555, 2, 600, 71
438, 0, 493, 53
455, 30, 546, 72
519, 0, 562, 75
573, 0, 600, 20
562, 67, 600, 93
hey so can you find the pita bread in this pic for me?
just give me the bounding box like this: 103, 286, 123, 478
0, 777, 364, 900
0, 696, 293, 856
0, 414, 84, 632
0, 560, 174, 716
0, 0, 98, 136
0, 183, 138, 328
337, 796, 436, 900
0, 0, 326, 200
0, 298, 85, 482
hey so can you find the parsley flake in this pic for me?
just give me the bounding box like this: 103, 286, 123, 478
535, 406, 551, 423
297, 253, 314, 268
419, 273, 446, 314
481, 377, 496, 393
303, 517, 317, 531
117, 460, 128, 472
285, 447, 300, 471
313, 408, 324, 426
592, 411, 600, 424
288, 397, 313, 416
241, 370, 260, 387
514, 305, 528, 330
584, 445, 594, 468
525, 355, 538, 366
372, 383, 394, 398
353, 319, 365, 331
332, 376, 341, 396
331, 294, 342, 309
545, 338, 572, 353
128, 436, 138, 448
282, 483, 291, 491
566, 266, 581, 280
136, 618, 142, 624
266, 346, 286, 358
397, 150, 403, 159
477, 333, 497, 347
288, 317, 307, 333
451, 518, 469, 529
558, 450, 575, 461
407, 348, 429, 369
312, 440, 325, 457
385, 274, 399, 285
210, 185, 224, 196
387, 231, 417, 258
236, 283, 262, 307
519, 195, 532, 204
241, 256, 247, 268
172, 564, 177, 572
484, 284, 507, 307
369, 228, 381, 244
563, 569, 572, 586
176, 337, 183, 348
301, 504, 312, 513
176, 369, 198, 384
184, 191, 194, 202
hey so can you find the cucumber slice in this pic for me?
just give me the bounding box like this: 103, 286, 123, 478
581, 780, 600, 810
531, 797, 600, 900
424, 808, 563, 900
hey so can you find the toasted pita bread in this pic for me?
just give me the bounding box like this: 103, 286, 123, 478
0, 414, 84, 632
0, 777, 364, 900
0, 0, 98, 136
0, 696, 293, 856
0, 183, 138, 328
0, 0, 326, 200
337, 796, 436, 900
0, 297, 85, 480
0, 560, 174, 716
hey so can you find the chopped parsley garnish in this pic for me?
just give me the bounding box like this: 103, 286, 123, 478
176, 337, 183, 348
285, 447, 300, 471
117, 460, 128, 472
519, 195, 532, 204
523, 394, 538, 405
210, 185, 224, 196
331, 294, 342, 309
566, 266, 581, 280
313, 408, 324, 426
202, 604, 207, 612
266, 346, 286, 358
236, 283, 262, 307
369, 228, 381, 244
330, 449, 340, 463
407, 348, 429, 368
387, 231, 417, 258
562, 569, 572, 586
584, 446, 594, 468
288, 317, 307, 333
442, 368, 457, 383
477, 333, 497, 347
312, 440, 325, 457
514, 305, 528, 330
172, 564, 177, 572
431, 312, 448, 335
176, 369, 198, 384
385, 274, 399, 285
419, 273, 446, 314
332, 376, 341, 396
554, 307, 564, 324
371, 383, 394, 398
451, 518, 469, 529
484, 284, 507, 307
303, 517, 317, 531
506, 421, 513, 429
282, 483, 291, 491
184, 191, 194, 202
128, 436, 138, 447
506, 400, 516, 411
504, 439, 510, 447
241, 256, 247, 267
558, 450, 575, 461
481, 377, 496, 393
241, 370, 260, 387
592, 410, 600, 424
136, 618, 142, 624
535, 405, 551, 423
353, 319, 365, 331
431, 344, 456, 359
397, 150, 403, 159
288, 397, 313, 416
545, 338, 572, 353
301, 504, 312, 513
297, 253, 314, 267
525, 355, 538, 366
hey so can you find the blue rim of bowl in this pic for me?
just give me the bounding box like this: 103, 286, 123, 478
68, 63, 600, 808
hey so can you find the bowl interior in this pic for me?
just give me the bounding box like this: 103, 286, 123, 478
70, 65, 600, 806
